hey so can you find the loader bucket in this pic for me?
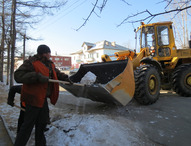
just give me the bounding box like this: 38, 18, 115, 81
60, 59, 135, 106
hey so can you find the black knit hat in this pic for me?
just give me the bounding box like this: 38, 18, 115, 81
37, 45, 51, 55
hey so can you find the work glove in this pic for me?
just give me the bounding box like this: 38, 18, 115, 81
65, 78, 73, 85
7, 98, 14, 107
37, 73, 49, 83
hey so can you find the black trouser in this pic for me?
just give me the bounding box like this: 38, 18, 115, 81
14, 99, 49, 146
17, 104, 25, 134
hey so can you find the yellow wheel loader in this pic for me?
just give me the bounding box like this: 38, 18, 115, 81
54, 21, 191, 106
102, 21, 191, 105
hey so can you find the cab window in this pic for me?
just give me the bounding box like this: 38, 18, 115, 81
135, 29, 141, 53
157, 26, 169, 46
142, 26, 155, 50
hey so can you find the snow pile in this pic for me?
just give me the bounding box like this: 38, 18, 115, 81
44, 114, 143, 146
0, 95, 145, 146
0, 83, 153, 146
80, 71, 97, 85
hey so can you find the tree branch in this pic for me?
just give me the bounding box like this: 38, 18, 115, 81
16, 1, 67, 9
164, 0, 173, 9
120, 0, 131, 6
98, 0, 108, 13
76, 0, 99, 31
117, 5, 191, 26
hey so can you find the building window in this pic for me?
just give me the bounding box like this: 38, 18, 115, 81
64, 58, 69, 61
88, 54, 93, 58
55, 58, 59, 61
97, 53, 99, 58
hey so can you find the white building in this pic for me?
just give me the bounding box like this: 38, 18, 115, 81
70, 40, 130, 68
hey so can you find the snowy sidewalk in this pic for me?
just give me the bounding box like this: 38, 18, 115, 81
0, 115, 13, 146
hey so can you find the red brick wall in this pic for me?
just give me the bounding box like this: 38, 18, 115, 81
50, 56, 71, 69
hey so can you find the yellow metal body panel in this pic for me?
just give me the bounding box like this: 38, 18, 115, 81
101, 54, 112, 62
177, 49, 191, 57
115, 50, 135, 61
132, 48, 148, 69
105, 59, 135, 106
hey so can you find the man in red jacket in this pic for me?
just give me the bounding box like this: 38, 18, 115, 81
14, 44, 71, 146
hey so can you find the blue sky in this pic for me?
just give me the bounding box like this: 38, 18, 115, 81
24, 0, 174, 55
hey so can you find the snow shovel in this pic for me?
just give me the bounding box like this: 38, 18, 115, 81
49, 79, 83, 86
14, 104, 25, 111
51, 59, 135, 106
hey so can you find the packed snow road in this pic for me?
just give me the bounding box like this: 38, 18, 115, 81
0, 83, 191, 146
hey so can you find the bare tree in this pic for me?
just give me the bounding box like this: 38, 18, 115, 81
6, 40, 10, 85
0, 0, 5, 82
0, 0, 67, 86
169, 0, 191, 48
76, 0, 191, 29
10, 0, 16, 87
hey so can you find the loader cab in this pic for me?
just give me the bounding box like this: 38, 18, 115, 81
135, 22, 176, 60
135, 24, 156, 56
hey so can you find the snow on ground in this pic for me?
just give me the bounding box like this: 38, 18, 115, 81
0, 82, 148, 146
45, 114, 144, 146
1, 75, 191, 146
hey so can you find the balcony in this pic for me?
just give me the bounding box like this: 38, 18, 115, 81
86, 58, 94, 62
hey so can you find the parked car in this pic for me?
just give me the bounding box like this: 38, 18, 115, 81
57, 66, 70, 71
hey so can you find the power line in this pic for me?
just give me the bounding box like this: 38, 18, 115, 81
29, 0, 88, 36
38, 0, 80, 27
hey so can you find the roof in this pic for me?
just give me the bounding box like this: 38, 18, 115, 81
71, 40, 130, 55
82, 42, 95, 47
70, 49, 83, 55
137, 21, 173, 31
89, 40, 128, 51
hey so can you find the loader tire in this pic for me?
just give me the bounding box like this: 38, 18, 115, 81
172, 64, 191, 97
134, 64, 161, 105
